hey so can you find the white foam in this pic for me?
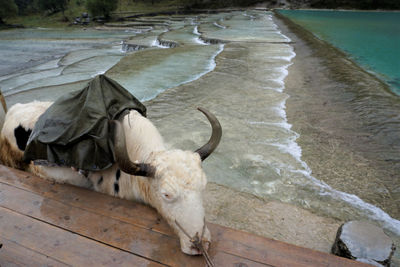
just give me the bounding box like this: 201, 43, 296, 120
194, 37, 208, 45
271, 45, 296, 62
151, 39, 170, 49
213, 22, 226, 29
193, 26, 208, 45
193, 25, 201, 36
261, 48, 295, 93
273, 65, 290, 87
273, 99, 289, 119
270, 138, 302, 166
151, 29, 171, 48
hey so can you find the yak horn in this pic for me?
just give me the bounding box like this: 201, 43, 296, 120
111, 120, 155, 177
195, 107, 222, 161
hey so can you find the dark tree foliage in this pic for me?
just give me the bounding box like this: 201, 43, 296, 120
145, 0, 161, 4
232, 0, 265, 6
38, 0, 69, 14
182, 0, 265, 9
134, 0, 161, 4
86, 0, 118, 18
0, 0, 18, 23
14, 0, 35, 15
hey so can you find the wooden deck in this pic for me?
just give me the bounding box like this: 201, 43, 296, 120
0, 164, 371, 267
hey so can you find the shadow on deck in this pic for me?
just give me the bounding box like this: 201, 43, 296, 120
0, 165, 371, 266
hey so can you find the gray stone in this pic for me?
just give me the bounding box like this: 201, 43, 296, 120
332, 221, 396, 266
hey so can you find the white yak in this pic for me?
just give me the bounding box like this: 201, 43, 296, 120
0, 101, 222, 255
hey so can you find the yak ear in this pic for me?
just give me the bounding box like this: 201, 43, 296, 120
194, 107, 222, 161
111, 120, 156, 178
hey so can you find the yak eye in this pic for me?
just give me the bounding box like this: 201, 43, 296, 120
161, 191, 177, 202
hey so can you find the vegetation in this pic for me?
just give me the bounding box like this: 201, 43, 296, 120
14, 0, 35, 15
180, 0, 266, 9
38, 0, 69, 16
86, 0, 117, 18
3, 0, 400, 29
0, 0, 18, 24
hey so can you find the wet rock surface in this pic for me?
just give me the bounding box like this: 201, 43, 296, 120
332, 221, 396, 266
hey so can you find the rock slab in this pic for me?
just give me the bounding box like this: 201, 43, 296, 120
332, 221, 396, 266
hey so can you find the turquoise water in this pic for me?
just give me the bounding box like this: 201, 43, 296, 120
278, 10, 400, 95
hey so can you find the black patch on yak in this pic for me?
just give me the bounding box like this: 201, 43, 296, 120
116, 169, 121, 181
114, 182, 119, 194
14, 125, 32, 151
97, 176, 103, 185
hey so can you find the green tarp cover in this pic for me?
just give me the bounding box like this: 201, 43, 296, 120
23, 75, 146, 171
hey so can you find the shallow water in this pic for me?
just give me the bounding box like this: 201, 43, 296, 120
1, 10, 399, 238
0, 28, 139, 76
277, 9, 400, 95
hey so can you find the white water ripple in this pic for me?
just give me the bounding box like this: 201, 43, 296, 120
140, 44, 224, 102
193, 26, 208, 45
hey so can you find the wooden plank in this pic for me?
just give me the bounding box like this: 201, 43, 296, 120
0, 165, 173, 236
0, 207, 164, 267
0, 182, 205, 266
0, 183, 272, 267
211, 251, 274, 267
0, 165, 274, 267
209, 225, 370, 267
0, 165, 371, 267
0, 237, 70, 267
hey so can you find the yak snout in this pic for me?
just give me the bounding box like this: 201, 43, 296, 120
176, 218, 211, 255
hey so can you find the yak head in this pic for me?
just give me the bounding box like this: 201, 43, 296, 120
112, 108, 222, 255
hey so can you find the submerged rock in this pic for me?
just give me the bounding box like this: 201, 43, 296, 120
332, 221, 395, 266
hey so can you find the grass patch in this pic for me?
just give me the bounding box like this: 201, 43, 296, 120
113, 0, 185, 14
7, 0, 86, 28
6, 0, 186, 28
8, 14, 69, 28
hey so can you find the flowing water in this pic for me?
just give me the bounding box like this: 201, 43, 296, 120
1, 10, 399, 239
